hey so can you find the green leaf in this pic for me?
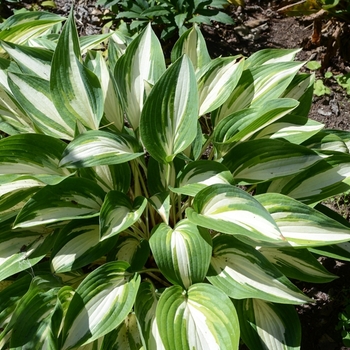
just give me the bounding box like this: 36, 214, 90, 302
50, 10, 103, 130
100, 191, 147, 240
171, 25, 211, 72
186, 184, 284, 243
197, 56, 244, 115
235, 299, 301, 350
61, 261, 140, 349
140, 55, 198, 163
134, 281, 165, 350
213, 61, 304, 124
207, 235, 310, 304
256, 193, 350, 246
114, 24, 166, 130
51, 219, 118, 273
59, 130, 143, 168
156, 283, 240, 350
13, 177, 105, 228
148, 192, 171, 225
8, 72, 75, 139
259, 246, 337, 283
149, 220, 212, 289
302, 130, 348, 154
223, 138, 324, 183
170, 160, 234, 197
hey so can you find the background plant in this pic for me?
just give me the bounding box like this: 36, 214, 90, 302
2, 7, 350, 350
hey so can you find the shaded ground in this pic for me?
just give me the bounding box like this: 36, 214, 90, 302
2, 0, 350, 348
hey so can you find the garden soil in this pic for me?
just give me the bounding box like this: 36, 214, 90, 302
3, 0, 350, 348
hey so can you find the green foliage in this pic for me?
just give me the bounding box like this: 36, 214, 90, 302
98, 0, 234, 40
2, 8, 350, 350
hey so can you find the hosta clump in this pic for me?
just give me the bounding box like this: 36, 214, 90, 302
2, 9, 350, 350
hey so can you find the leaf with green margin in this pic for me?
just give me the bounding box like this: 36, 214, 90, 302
60, 130, 143, 168
186, 184, 285, 243
50, 10, 103, 130
326, 129, 350, 152
267, 153, 350, 204
244, 48, 301, 69
140, 55, 198, 164
114, 23, 166, 130
252, 114, 324, 145
197, 56, 244, 115
100, 191, 147, 240
222, 138, 324, 184
148, 192, 171, 225
234, 299, 301, 350
1, 41, 52, 80
13, 177, 105, 228
61, 261, 140, 350
156, 283, 240, 350
79, 33, 113, 55
207, 235, 310, 304
1, 275, 62, 350
134, 281, 165, 350
256, 192, 350, 246
259, 246, 337, 283
115, 236, 150, 272
0, 223, 54, 281
0, 133, 71, 176
51, 219, 118, 273
171, 24, 211, 71
170, 160, 234, 197
85, 50, 124, 132
150, 220, 212, 289
101, 313, 142, 350
302, 130, 348, 154
213, 98, 299, 157
212, 61, 304, 125
8, 72, 75, 139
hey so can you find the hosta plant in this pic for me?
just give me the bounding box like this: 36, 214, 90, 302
2, 8, 350, 350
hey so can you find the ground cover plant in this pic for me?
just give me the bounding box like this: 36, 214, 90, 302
2, 7, 350, 350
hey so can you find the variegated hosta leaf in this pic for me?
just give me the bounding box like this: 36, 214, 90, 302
222, 138, 324, 183
134, 281, 165, 350
156, 283, 240, 350
13, 177, 105, 228
259, 246, 337, 283
50, 11, 104, 130
0, 133, 71, 177
309, 242, 350, 262
51, 219, 118, 273
171, 25, 211, 71
197, 56, 244, 116
0, 11, 64, 51
0, 275, 62, 350
326, 129, 350, 152
148, 192, 171, 225
170, 160, 234, 197
8, 72, 75, 139
235, 299, 301, 350
256, 193, 350, 247
0, 274, 31, 333
207, 235, 310, 304
85, 50, 124, 132
244, 48, 301, 69
252, 114, 324, 145
79, 33, 113, 55
114, 23, 166, 130
212, 61, 304, 124
1, 41, 52, 80
100, 191, 147, 240
149, 220, 212, 289
186, 184, 285, 243
213, 98, 299, 157
302, 130, 348, 153
61, 261, 140, 349
115, 236, 150, 272
267, 153, 350, 204
101, 313, 142, 350
0, 222, 54, 281
140, 55, 198, 164
60, 130, 143, 168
